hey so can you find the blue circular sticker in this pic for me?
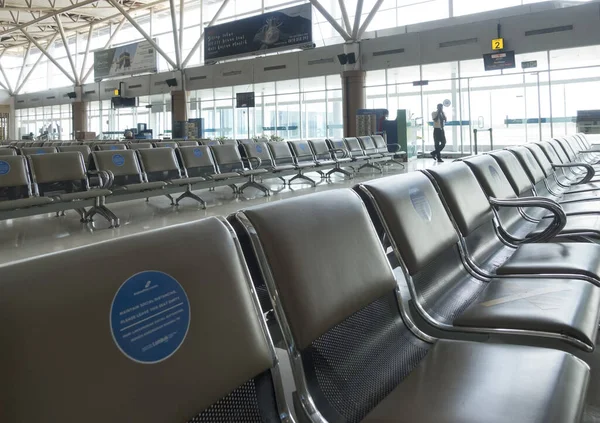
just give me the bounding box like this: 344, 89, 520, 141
299, 144, 307, 151
110, 145, 119, 150
112, 154, 125, 167
337, 141, 344, 147
193, 148, 203, 158
256, 145, 263, 153
409, 187, 432, 222
36, 149, 45, 155
110, 271, 191, 364
0, 160, 10, 175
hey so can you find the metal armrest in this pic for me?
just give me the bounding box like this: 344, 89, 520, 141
552, 163, 595, 184
88, 170, 112, 189
329, 148, 348, 160
247, 156, 262, 169
388, 143, 401, 153
489, 196, 567, 243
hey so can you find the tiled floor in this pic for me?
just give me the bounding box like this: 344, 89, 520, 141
0, 159, 437, 265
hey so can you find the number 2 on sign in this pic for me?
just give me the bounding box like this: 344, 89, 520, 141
492, 38, 504, 50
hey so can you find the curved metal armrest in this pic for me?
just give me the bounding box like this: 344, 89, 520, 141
552, 163, 595, 184
247, 156, 262, 169
88, 170, 112, 189
489, 196, 567, 243
387, 143, 401, 153
330, 148, 348, 160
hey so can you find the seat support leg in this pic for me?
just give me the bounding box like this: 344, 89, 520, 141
165, 193, 175, 205
228, 184, 239, 194
239, 180, 271, 197
327, 167, 354, 179
289, 173, 317, 187
358, 162, 384, 174
175, 190, 207, 209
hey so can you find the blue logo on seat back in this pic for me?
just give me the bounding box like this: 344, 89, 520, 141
337, 141, 344, 147
0, 160, 10, 175
110, 145, 119, 150
489, 165, 501, 182
110, 271, 191, 364
193, 148, 203, 158
256, 145, 263, 153
36, 149, 45, 154
112, 154, 125, 167
409, 187, 432, 222
299, 144, 307, 152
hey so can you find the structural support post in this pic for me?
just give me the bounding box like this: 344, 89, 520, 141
352, 0, 364, 40
182, 0, 232, 68
55, 15, 79, 85
171, 89, 187, 138
356, 0, 385, 39
338, 0, 352, 33
107, 0, 178, 69
21, 29, 76, 84
82, 17, 126, 83
169, 0, 181, 68
16, 34, 58, 94
341, 70, 366, 137
309, 0, 351, 41
0, 52, 13, 93
179, 0, 185, 64
80, 23, 94, 83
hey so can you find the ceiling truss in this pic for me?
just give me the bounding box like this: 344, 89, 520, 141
0, 0, 385, 92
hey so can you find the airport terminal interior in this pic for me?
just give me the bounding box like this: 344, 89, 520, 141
5, 0, 600, 422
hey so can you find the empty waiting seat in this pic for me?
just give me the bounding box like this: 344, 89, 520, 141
128, 142, 154, 150
0, 155, 53, 211
20, 146, 57, 155
287, 141, 317, 186
0, 147, 17, 156
0, 217, 293, 422
92, 150, 166, 194
211, 144, 270, 195
234, 189, 589, 423
95, 144, 127, 151
177, 140, 199, 147
309, 139, 353, 179
177, 146, 218, 179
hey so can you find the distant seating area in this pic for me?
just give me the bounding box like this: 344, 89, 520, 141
0, 136, 406, 228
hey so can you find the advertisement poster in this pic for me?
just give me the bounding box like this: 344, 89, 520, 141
204, 4, 312, 62
94, 40, 157, 81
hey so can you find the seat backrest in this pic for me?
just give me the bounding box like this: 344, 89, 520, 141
236, 190, 429, 422
31, 141, 45, 147
309, 139, 333, 161
128, 142, 154, 150
371, 135, 389, 154
524, 143, 555, 178
58, 145, 92, 158
20, 147, 57, 156
177, 140, 199, 147
288, 141, 315, 165
155, 141, 178, 149
136, 147, 182, 182
96, 143, 127, 151
92, 150, 144, 185
238, 139, 255, 145
242, 142, 274, 169
267, 141, 294, 166
344, 137, 365, 156
0, 217, 291, 422
425, 162, 494, 238
548, 139, 572, 164
28, 151, 89, 195
202, 139, 221, 146
358, 136, 379, 155
507, 146, 547, 185
554, 137, 578, 161
0, 155, 33, 198
537, 141, 565, 166
210, 144, 245, 173
488, 150, 535, 196
0, 147, 17, 156
176, 146, 217, 178
357, 172, 459, 276
462, 155, 519, 199
220, 139, 238, 146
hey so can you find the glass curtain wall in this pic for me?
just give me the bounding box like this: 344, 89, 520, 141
366, 45, 600, 155
188, 75, 343, 140
15, 105, 72, 140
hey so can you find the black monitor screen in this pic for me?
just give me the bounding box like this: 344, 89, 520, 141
236, 92, 255, 108
112, 96, 138, 108
483, 51, 516, 71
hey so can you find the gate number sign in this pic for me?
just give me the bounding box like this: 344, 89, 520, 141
492, 38, 504, 51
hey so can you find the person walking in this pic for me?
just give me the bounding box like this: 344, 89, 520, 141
430, 103, 447, 163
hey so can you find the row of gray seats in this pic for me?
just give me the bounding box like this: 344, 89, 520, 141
3, 139, 597, 421
0, 136, 406, 227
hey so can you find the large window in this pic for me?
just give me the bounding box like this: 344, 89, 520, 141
190, 75, 343, 140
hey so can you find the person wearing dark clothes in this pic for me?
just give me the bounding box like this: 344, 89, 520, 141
431, 103, 447, 163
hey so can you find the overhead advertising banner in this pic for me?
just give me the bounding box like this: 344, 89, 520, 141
94, 40, 157, 81
204, 4, 312, 62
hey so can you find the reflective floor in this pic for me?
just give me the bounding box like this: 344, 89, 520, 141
0, 159, 436, 265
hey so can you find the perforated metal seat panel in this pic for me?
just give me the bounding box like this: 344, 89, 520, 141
302, 293, 430, 423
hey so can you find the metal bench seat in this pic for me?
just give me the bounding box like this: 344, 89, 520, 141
358, 173, 600, 352
234, 189, 590, 423
211, 144, 270, 196
0, 217, 293, 423
0, 195, 53, 210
